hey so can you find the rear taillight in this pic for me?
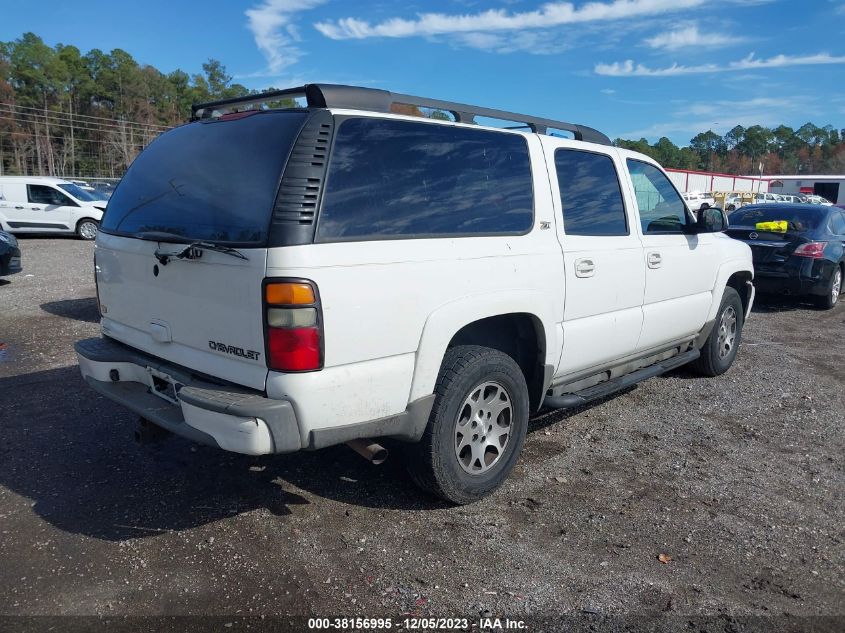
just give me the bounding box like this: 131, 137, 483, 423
793, 242, 826, 259
263, 280, 323, 372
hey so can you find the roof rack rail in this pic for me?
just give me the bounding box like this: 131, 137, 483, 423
191, 84, 611, 145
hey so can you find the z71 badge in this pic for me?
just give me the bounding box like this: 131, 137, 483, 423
208, 340, 261, 361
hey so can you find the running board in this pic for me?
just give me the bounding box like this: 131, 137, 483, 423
543, 348, 700, 410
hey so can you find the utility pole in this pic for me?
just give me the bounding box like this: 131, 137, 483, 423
69, 97, 76, 178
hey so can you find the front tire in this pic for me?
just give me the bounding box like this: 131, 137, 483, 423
691, 287, 744, 377
405, 345, 529, 504
815, 266, 842, 310
76, 219, 98, 241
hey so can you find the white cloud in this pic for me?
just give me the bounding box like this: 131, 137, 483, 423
314, 0, 708, 40
601, 88, 617, 94
452, 29, 578, 55
595, 52, 845, 76
245, 0, 327, 75
644, 23, 741, 50
617, 95, 819, 139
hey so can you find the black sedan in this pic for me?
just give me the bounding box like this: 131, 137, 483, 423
726, 204, 845, 309
0, 230, 22, 278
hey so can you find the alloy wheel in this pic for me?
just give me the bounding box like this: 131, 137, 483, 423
79, 221, 98, 240
717, 305, 737, 360
454, 381, 512, 475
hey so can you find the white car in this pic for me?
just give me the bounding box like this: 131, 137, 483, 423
804, 195, 833, 206
681, 191, 716, 212
0, 176, 106, 240
75, 84, 754, 503
752, 192, 784, 205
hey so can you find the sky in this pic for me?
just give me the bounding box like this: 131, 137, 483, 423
2, 0, 844, 145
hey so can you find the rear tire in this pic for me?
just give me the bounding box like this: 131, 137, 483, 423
405, 345, 529, 504
691, 287, 744, 377
815, 266, 842, 310
76, 219, 98, 241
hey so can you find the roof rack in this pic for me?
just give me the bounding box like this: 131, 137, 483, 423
191, 84, 611, 146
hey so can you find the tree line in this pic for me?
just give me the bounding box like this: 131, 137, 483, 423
2, 31, 843, 179
615, 123, 845, 176
0, 32, 254, 178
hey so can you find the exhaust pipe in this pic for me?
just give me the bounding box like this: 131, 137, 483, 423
346, 439, 388, 465
134, 417, 170, 445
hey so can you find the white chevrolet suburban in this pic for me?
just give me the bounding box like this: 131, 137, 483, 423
75, 85, 754, 503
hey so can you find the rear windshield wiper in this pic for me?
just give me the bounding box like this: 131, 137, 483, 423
154, 241, 248, 265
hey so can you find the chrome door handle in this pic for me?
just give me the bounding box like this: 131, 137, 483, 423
30, 206, 41, 211
574, 258, 596, 278
647, 252, 662, 268
14, 205, 24, 209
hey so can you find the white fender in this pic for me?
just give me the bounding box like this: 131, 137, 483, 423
408, 289, 560, 402
708, 257, 755, 322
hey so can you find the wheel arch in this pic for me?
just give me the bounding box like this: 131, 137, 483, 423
76, 216, 100, 227
408, 291, 558, 412
726, 270, 754, 317
707, 261, 754, 323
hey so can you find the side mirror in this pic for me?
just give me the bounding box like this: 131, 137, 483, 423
695, 207, 728, 233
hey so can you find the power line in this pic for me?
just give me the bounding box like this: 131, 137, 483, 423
0, 102, 174, 131
0, 111, 164, 137
0, 123, 147, 146
0, 120, 150, 145
0, 108, 169, 135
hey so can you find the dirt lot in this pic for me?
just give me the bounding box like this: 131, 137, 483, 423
0, 238, 843, 631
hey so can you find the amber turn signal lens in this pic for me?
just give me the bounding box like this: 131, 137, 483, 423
265, 282, 315, 305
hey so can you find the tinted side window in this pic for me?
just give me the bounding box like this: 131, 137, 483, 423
626, 160, 689, 234
28, 185, 72, 206
317, 118, 533, 240
554, 149, 627, 236
830, 211, 845, 235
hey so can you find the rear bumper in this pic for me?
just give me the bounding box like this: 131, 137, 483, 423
75, 337, 301, 455
754, 258, 836, 297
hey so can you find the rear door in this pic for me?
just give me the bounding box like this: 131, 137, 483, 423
625, 158, 717, 352
96, 109, 309, 390
544, 141, 645, 377
96, 234, 269, 389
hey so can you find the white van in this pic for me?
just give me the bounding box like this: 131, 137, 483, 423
0, 176, 107, 240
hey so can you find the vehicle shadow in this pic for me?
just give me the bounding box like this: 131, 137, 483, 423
528, 387, 636, 433
0, 279, 10, 287
13, 234, 77, 240
0, 366, 458, 542
1, 362, 628, 540
751, 294, 818, 313
40, 297, 100, 323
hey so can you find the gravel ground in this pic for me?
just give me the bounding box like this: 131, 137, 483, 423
0, 237, 843, 631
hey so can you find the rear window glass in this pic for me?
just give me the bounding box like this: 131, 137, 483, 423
730, 206, 824, 232
102, 111, 307, 244
317, 117, 533, 240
